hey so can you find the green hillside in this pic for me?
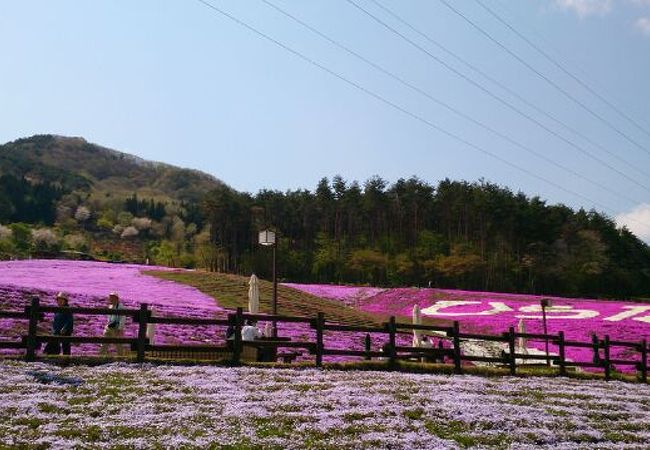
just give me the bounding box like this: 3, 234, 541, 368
149, 270, 384, 326
0, 134, 227, 264
0, 134, 224, 203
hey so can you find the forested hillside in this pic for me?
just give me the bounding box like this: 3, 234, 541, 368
0, 135, 223, 203
0, 135, 221, 263
204, 177, 650, 298
1, 135, 648, 298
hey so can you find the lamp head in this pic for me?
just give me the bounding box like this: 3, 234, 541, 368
259, 229, 276, 246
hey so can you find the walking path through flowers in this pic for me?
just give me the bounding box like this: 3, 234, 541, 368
1, 361, 649, 449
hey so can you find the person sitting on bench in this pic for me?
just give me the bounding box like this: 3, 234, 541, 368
419, 335, 434, 363
241, 320, 262, 341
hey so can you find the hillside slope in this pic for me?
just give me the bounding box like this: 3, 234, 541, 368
149, 270, 387, 327
0, 134, 225, 203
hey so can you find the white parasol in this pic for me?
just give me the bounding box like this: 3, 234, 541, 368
517, 318, 528, 355
412, 304, 422, 347
248, 274, 260, 314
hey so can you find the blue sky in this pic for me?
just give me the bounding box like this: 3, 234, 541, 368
1, 0, 649, 239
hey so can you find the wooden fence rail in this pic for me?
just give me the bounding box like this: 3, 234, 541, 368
0, 297, 648, 382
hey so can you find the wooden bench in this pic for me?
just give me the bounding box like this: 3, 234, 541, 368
276, 351, 301, 363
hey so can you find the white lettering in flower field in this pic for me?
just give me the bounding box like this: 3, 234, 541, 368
421, 301, 650, 323
286, 283, 650, 373
515, 305, 599, 320
420, 300, 512, 316
603, 305, 650, 323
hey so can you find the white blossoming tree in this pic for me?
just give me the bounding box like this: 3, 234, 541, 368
121, 226, 139, 239
132, 217, 152, 231
31, 228, 60, 253
74, 206, 91, 222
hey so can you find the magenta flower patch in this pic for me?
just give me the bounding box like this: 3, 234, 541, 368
0, 261, 401, 360
0, 260, 225, 353
286, 284, 650, 370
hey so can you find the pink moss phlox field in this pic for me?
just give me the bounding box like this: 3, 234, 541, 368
0, 260, 401, 360
0, 260, 225, 352
288, 284, 650, 370
0, 259, 222, 315
2, 361, 650, 449
283, 283, 386, 307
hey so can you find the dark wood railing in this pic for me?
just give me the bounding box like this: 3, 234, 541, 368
0, 296, 648, 383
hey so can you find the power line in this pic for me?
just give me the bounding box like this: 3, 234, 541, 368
193, 0, 632, 221
259, 0, 641, 207
437, 0, 650, 158
473, 0, 650, 142
493, 0, 650, 138
344, 0, 650, 194
366, 0, 650, 182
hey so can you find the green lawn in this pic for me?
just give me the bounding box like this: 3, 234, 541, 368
147, 270, 388, 326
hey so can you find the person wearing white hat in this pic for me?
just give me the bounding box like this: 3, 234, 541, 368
99, 292, 127, 356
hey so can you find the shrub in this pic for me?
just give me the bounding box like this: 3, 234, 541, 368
117, 211, 134, 227
0, 225, 12, 241
64, 233, 88, 252
112, 224, 124, 236
9, 223, 32, 252
97, 217, 114, 231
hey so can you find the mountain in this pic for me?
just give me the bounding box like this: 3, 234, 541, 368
0, 134, 225, 203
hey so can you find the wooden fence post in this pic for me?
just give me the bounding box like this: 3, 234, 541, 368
558, 331, 567, 376
508, 327, 516, 376
603, 335, 611, 381
25, 296, 40, 362
315, 312, 324, 367
388, 316, 397, 368
591, 334, 600, 365
364, 333, 371, 361
640, 339, 648, 384
452, 321, 462, 375
232, 307, 243, 365
136, 303, 149, 363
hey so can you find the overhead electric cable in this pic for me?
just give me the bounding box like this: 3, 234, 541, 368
367, 0, 650, 182
437, 0, 650, 157
474, 0, 650, 142
260, 0, 641, 206
193, 0, 636, 222
344, 0, 650, 194
494, 0, 650, 136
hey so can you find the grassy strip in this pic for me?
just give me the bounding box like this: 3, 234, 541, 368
147, 270, 386, 326
147, 269, 449, 330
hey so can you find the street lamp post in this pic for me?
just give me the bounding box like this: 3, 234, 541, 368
259, 229, 278, 337
541, 298, 551, 367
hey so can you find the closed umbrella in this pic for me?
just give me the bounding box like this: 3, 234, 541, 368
248, 274, 260, 314
517, 318, 528, 354
146, 306, 157, 345
412, 304, 422, 347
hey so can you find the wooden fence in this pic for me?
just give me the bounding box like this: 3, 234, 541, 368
0, 296, 648, 382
